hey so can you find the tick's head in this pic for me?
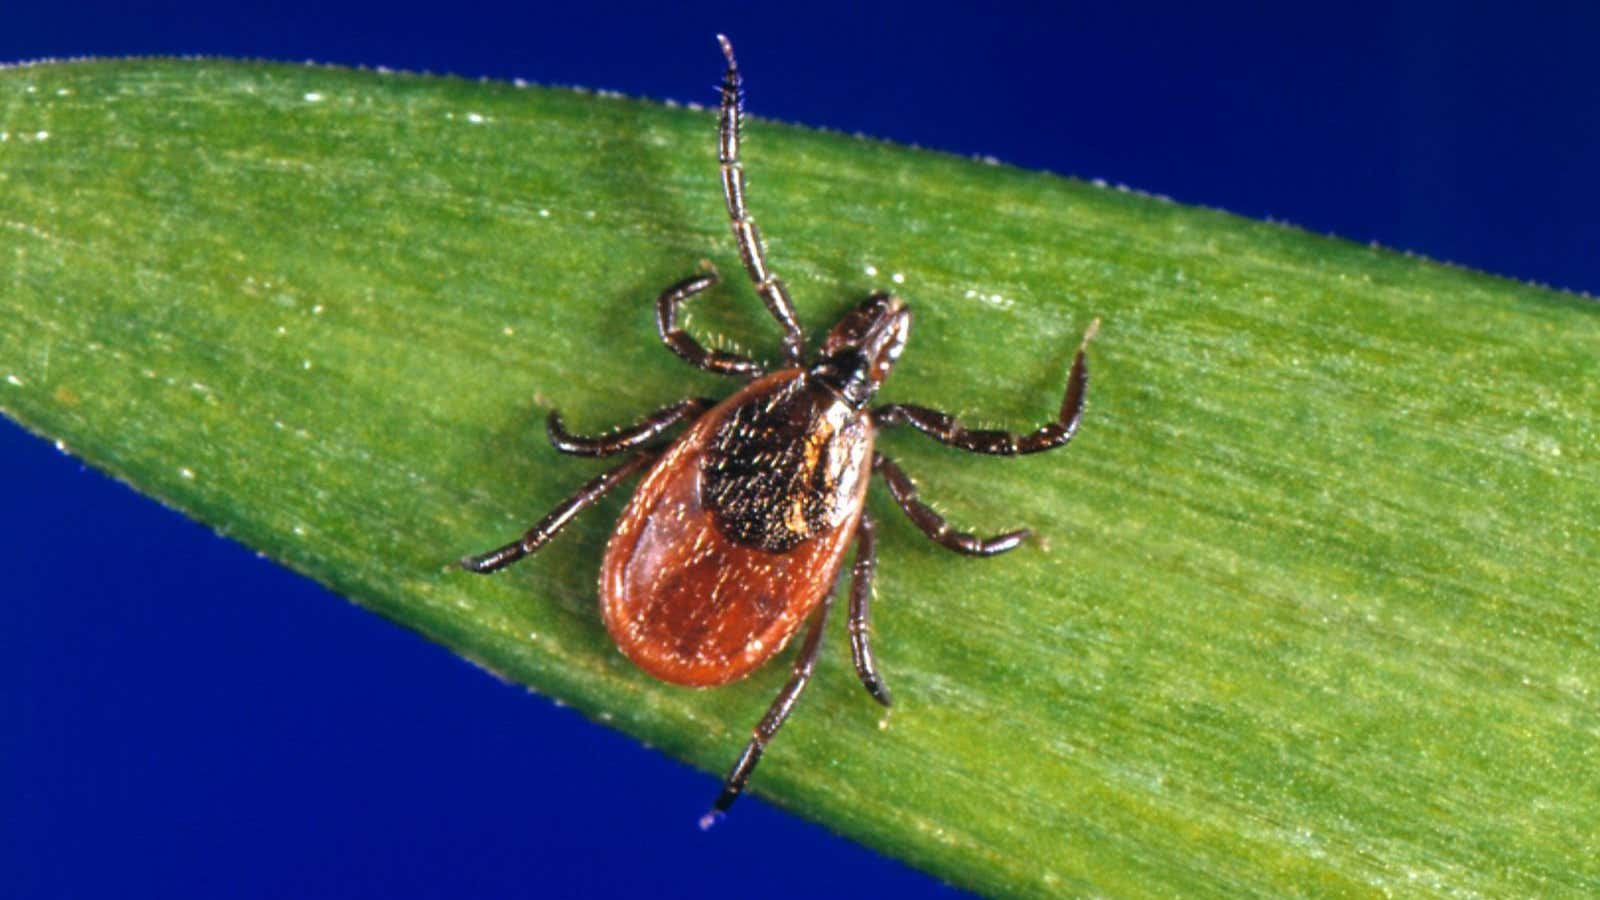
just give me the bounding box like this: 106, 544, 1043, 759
813, 293, 911, 408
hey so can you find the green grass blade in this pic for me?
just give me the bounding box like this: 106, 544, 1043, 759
3, 59, 1598, 897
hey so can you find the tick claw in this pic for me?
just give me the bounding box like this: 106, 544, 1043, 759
698, 810, 724, 831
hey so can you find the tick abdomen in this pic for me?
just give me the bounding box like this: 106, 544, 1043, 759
600, 371, 872, 687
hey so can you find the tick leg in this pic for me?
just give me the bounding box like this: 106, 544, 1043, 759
874, 452, 1029, 556
700, 589, 833, 828
546, 397, 714, 457
848, 513, 892, 707
458, 452, 655, 573
657, 271, 766, 378
716, 35, 806, 367
873, 319, 1099, 455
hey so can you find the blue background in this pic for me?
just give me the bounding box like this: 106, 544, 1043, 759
5, 3, 1597, 897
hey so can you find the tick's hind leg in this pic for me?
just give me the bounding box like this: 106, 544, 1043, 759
546, 398, 714, 457
874, 453, 1029, 556
459, 452, 655, 573
657, 271, 766, 378
700, 589, 833, 828
716, 35, 805, 366
873, 318, 1099, 455
848, 513, 892, 707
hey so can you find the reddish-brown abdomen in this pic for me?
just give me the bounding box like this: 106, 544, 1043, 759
600, 371, 871, 687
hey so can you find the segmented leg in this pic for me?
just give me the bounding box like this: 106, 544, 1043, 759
848, 513, 891, 707
874, 452, 1028, 556
546, 398, 714, 458
657, 271, 765, 378
700, 588, 833, 828
716, 34, 805, 367
873, 319, 1100, 455
458, 452, 655, 573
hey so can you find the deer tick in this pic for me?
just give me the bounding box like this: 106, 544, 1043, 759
461, 35, 1098, 826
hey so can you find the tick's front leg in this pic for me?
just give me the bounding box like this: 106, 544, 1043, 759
716, 35, 806, 366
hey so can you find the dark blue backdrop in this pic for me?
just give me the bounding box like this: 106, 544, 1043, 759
5, 4, 1597, 898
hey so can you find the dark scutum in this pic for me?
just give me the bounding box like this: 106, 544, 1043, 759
702, 375, 868, 553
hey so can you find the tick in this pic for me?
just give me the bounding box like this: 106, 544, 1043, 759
460, 35, 1098, 825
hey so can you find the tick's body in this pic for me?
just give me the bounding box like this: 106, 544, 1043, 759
460, 35, 1097, 824
604, 370, 872, 687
